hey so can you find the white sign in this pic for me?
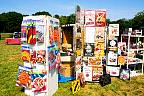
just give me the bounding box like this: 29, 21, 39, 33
108, 51, 117, 65
85, 10, 95, 26
106, 66, 120, 76
109, 24, 119, 36
83, 66, 92, 81
85, 27, 95, 43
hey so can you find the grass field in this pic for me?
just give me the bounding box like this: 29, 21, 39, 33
0, 39, 144, 96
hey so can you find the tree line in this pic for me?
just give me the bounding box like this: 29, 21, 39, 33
0, 10, 144, 33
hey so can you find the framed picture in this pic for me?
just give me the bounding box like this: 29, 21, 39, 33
119, 69, 130, 80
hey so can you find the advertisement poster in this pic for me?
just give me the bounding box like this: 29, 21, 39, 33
95, 10, 106, 27
31, 74, 47, 93
30, 50, 37, 65
16, 65, 32, 88
83, 66, 92, 81
22, 49, 30, 62
84, 43, 94, 56
85, 10, 95, 26
107, 51, 117, 65
21, 26, 27, 44
36, 25, 44, 43
85, 27, 95, 43
119, 69, 130, 80
106, 66, 120, 76
109, 24, 119, 36
95, 27, 105, 42
27, 25, 36, 45
48, 45, 57, 70
92, 66, 103, 81
36, 50, 46, 65
88, 57, 102, 66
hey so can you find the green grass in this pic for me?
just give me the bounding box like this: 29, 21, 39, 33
1, 39, 144, 96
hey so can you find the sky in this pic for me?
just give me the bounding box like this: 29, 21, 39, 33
0, 0, 144, 21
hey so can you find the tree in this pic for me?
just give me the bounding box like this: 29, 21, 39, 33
67, 14, 75, 24
53, 14, 60, 19
0, 12, 23, 33
32, 11, 52, 16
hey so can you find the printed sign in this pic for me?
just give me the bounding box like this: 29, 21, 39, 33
30, 50, 37, 65
95, 27, 105, 42
85, 10, 95, 26
31, 74, 47, 93
95, 10, 106, 27
119, 69, 130, 80
36, 25, 44, 43
36, 50, 46, 64
84, 43, 94, 56
22, 50, 30, 62
107, 51, 117, 65
16, 65, 32, 88
85, 27, 95, 43
71, 79, 81, 94
106, 66, 120, 76
88, 57, 102, 66
118, 56, 126, 65
27, 25, 36, 45
83, 66, 92, 81
109, 24, 119, 36
92, 66, 103, 81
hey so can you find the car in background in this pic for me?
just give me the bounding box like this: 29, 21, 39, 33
5, 32, 21, 45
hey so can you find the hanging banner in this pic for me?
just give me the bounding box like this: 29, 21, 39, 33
109, 24, 119, 36
95, 10, 106, 27
85, 27, 95, 43
85, 10, 95, 26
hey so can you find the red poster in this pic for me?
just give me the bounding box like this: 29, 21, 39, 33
27, 26, 36, 45
95, 10, 106, 27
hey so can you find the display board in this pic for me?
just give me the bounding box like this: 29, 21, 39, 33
16, 16, 60, 96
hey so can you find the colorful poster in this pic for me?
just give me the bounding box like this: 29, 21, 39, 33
49, 26, 54, 45
107, 51, 117, 65
36, 50, 46, 64
85, 27, 95, 43
92, 66, 103, 81
95, 27, 105, 42
94, 42, 105, 57
16, 65, 32, 88
83, 66, 92, 81
119, 69, 130, 80
27, 25, 36, 45
85, 10, 95, 26
48, 45, 57, 70
106, 66, 120, 76
118, 56, 126, 65
84, 43, 94, 56
109, 24, 119, 36
36, 25, 44, 43
95, 10, 106, 27
30, 50, 37, 65
22, 50, 30, 62
31, 74, 47, 93
88, 57, 102, 66
21, 26, 27, 44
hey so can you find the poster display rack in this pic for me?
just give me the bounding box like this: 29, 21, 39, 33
16, 15, 60, 96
